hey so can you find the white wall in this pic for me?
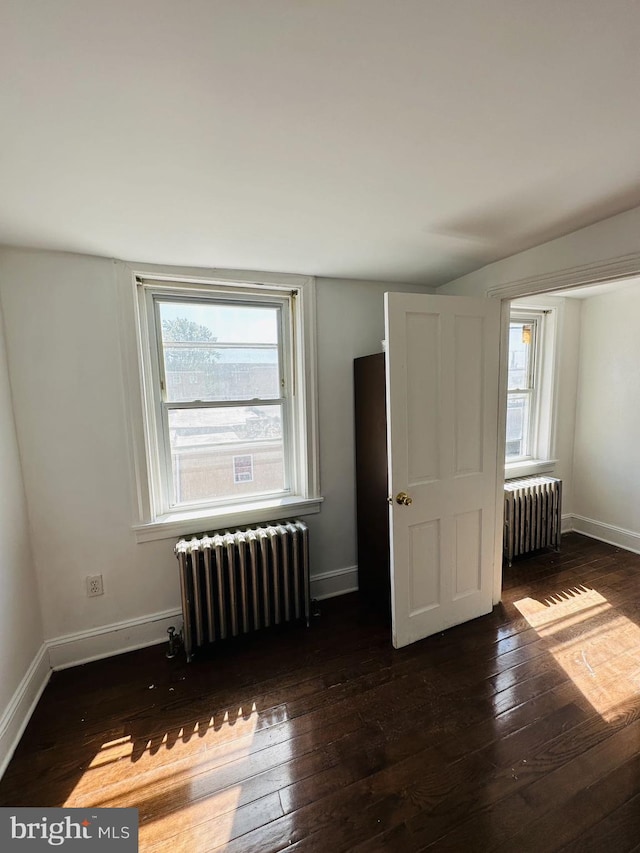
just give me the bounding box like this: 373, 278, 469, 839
438, 204, 640, 298
0, 249, 178, 657
314, 276, 434, 592
0, 291, 46, 774
440, 205, 640, 544
438, 204, 640, 523
553, 298, 582, 515
0, 247, 432, 661
572, 284, 640, 545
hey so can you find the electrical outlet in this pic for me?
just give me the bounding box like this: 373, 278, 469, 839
87, 575, 104, 597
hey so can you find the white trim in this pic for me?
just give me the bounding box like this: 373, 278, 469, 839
0, 645, 51, 779
126, 262, 313, 291
45, 564, 358, 670
0, 562, 359, 779
568, 515, 640, 556
561, 513, 575, 535
133, 496, 323, 542
505, 459, 557, 479
310, 565, 359, 601
299, 276, 321, 501
118, 262, 321, 532
486, 253, 640, 300
493, 299, 511, 605
506, 309, 543, 462
115, 260, 153, 523
506, 299, 561, 474
141, 283, 295, 514
46, 608, 182, 671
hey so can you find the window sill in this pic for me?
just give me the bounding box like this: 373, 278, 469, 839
504, 459, 557, 481
133, 496, 324, 543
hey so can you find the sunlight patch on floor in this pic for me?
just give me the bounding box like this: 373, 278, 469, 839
84, 706, 265, 772
514, 586, 640, 722
65, 702, 265, 847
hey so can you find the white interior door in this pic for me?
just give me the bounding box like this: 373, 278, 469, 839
384, 292, 501, 649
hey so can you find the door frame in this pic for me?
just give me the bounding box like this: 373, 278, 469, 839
492, 298, 511, 604
488, 254, 640, 606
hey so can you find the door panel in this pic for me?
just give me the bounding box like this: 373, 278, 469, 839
454, 314, 484, 475
385, 292, 501, 649
406, 312, 440, 484
454, 508, 482, 598
408, 519, 441, 615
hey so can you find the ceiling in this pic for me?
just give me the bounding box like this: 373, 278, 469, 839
2, 1, 640, 286
514, 277, 640, 302
552, 279, 640, 299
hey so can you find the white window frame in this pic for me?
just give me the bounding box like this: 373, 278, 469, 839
147, 287, 294, 512
123, 267, 322, 542
505, 303, 559, 479
505, 311, 541, 462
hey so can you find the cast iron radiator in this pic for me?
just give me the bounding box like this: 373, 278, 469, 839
504, 476, 562, 566
175, 520, 310, 661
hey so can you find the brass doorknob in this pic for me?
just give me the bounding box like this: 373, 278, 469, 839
395, 491, 413, 506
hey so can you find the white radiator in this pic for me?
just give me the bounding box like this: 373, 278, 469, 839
504, 476, 562, 566
175, 520, 310, 661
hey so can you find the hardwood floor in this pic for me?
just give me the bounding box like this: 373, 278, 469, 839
3, 533, 640, 851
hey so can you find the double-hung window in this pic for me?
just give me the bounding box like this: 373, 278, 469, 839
505, 304, 558, 476
133, 275, 319, 534
506, 313, 540, 462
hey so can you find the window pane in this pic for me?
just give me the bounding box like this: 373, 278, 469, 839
508, 322, 534, 390
506, 394, 530, 460
159, 301, 281, 402
162, 344, 280, 402
168, 405, 285, 504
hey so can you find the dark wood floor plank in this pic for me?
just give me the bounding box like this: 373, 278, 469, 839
3, 533, 640, 852
490, 751, 640, 852
413, 710, 640, 851
143, 790, 284, 851
560, 790, 640, 853
225, 681, 606, 851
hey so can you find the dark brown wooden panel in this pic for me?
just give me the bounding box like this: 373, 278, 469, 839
354, 352, 390, 614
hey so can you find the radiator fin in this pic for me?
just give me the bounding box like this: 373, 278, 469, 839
175, 520, 310, 661
504, 476, 562, 566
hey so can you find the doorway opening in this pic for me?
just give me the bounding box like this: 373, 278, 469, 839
497, 274, 640, 601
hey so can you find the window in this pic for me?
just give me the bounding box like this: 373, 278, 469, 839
506, 315, 539, 461
132, 274, 320, 537
505, 305, 557, 475
155, 295, 289, 508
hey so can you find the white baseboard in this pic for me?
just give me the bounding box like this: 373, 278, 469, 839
46, 567, 361, 671
310, 565, 358, 600
1, 570, 360, 778
47, 608, 183, 671
561, 513, 575, 534
569, 514, 640, 555
1, 569, 359, 776
0, 645, 51, 779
